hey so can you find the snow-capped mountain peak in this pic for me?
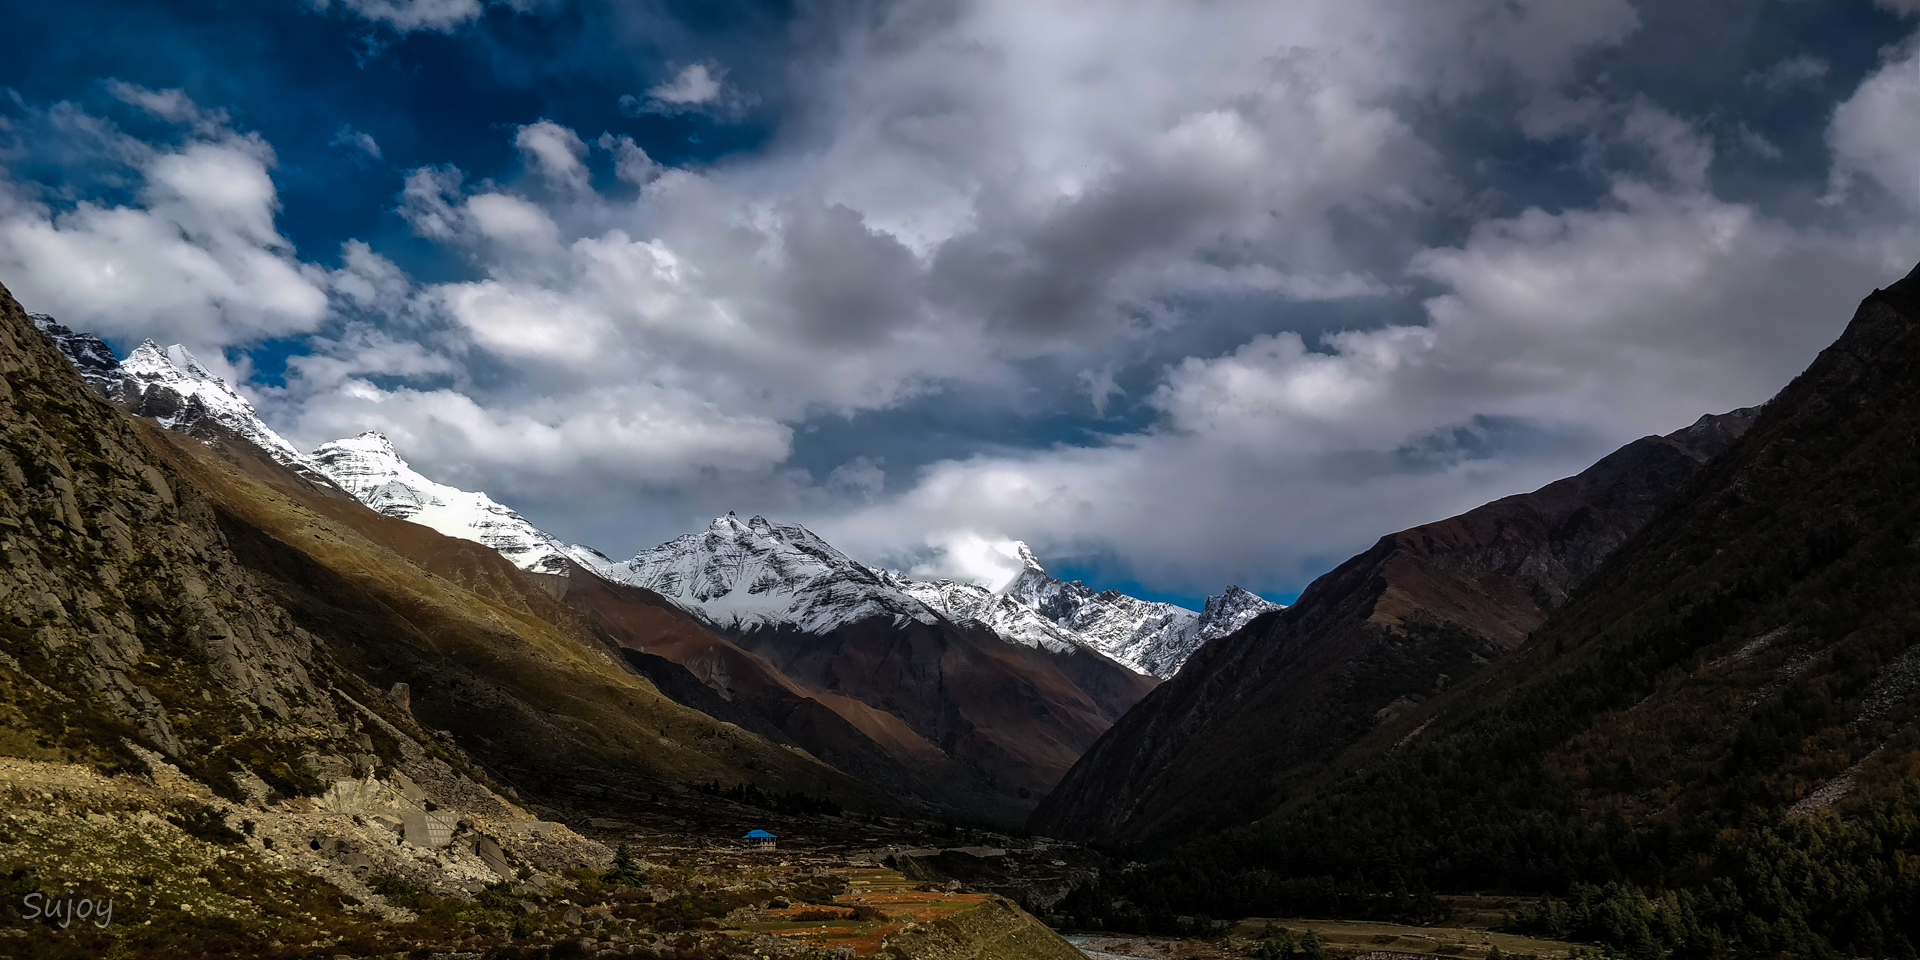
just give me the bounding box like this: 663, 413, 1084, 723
310, 431, 434, 497
33, 318, 336, 486
888, 572, 1086, 655
985, 554, 1285, 678
122, 339, 224, 384
583, 514, 1289, 674
115, 339, 324, 473
1198, 585, 1283, 637
575, 513, 939, 634
307, 433, 575, 575
585, 515, 1282, 675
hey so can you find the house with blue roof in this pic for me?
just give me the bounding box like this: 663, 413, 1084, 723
743, 829, 777, 850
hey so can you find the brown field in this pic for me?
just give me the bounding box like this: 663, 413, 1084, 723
742, 867, 994, 956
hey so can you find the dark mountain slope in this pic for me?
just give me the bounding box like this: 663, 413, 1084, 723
1032, 408, 1752, 846
1056, 265, 1920, 960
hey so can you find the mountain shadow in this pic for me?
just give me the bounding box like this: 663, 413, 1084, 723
1032, 405, 1754, 847
1044, 264, 1920, 960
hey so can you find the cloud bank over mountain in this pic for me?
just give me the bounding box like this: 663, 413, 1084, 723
0, 0, 1914, 599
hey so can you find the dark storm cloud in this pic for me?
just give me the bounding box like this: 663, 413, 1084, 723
775, 200, 925, 346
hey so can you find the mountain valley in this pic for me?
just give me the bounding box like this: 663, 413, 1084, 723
7, 268, 1920, 960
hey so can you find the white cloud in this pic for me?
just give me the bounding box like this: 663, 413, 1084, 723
0, 90, 329, 349
904, 533, 1033, 592
595, 133, 660, 186
1827, 39, 1920, 211
825, 456, 886, 501
1736, 123, 1784, 162
514, 120, 590, 194
106, 80, 231, 135
624, 62, 753, 119
434, 279, 609, 363
649, 63, 722, 105
1620, 102, 1714, 189
283, 378, 794, 498
396, 165, 468, 242
330, 240, 410, 312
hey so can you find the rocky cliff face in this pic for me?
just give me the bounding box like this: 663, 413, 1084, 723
5, 291, 359, 771
1030, 406, 1755, 845
2, 281, 586, 927
26, 315, 120, 393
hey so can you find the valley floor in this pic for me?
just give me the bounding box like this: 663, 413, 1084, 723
0, 751, 1598, 960
0, 753, 1089, 960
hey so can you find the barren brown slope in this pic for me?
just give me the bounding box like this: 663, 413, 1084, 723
196, 433, 598, 638
1031, 409, 1752, 846
0, 279, 887, 813
733, 616, 1159, 825
543, 568, 968, 812
545, 547, 1156, 823
143, 426, 890, 809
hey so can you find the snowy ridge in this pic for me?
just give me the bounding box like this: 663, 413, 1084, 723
882, 572, 1087, 655
29, 316, 574, 574
576, 514, 945, 634
118, 340, 317, 468
308, 432, 575, 575
584, 515, 1284, 674
972, 551, 1283, 677
31, 317, 336, 486
1197, 585, 1286, 641
29, 316, 1271, 672
591, 516, 1282, 676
